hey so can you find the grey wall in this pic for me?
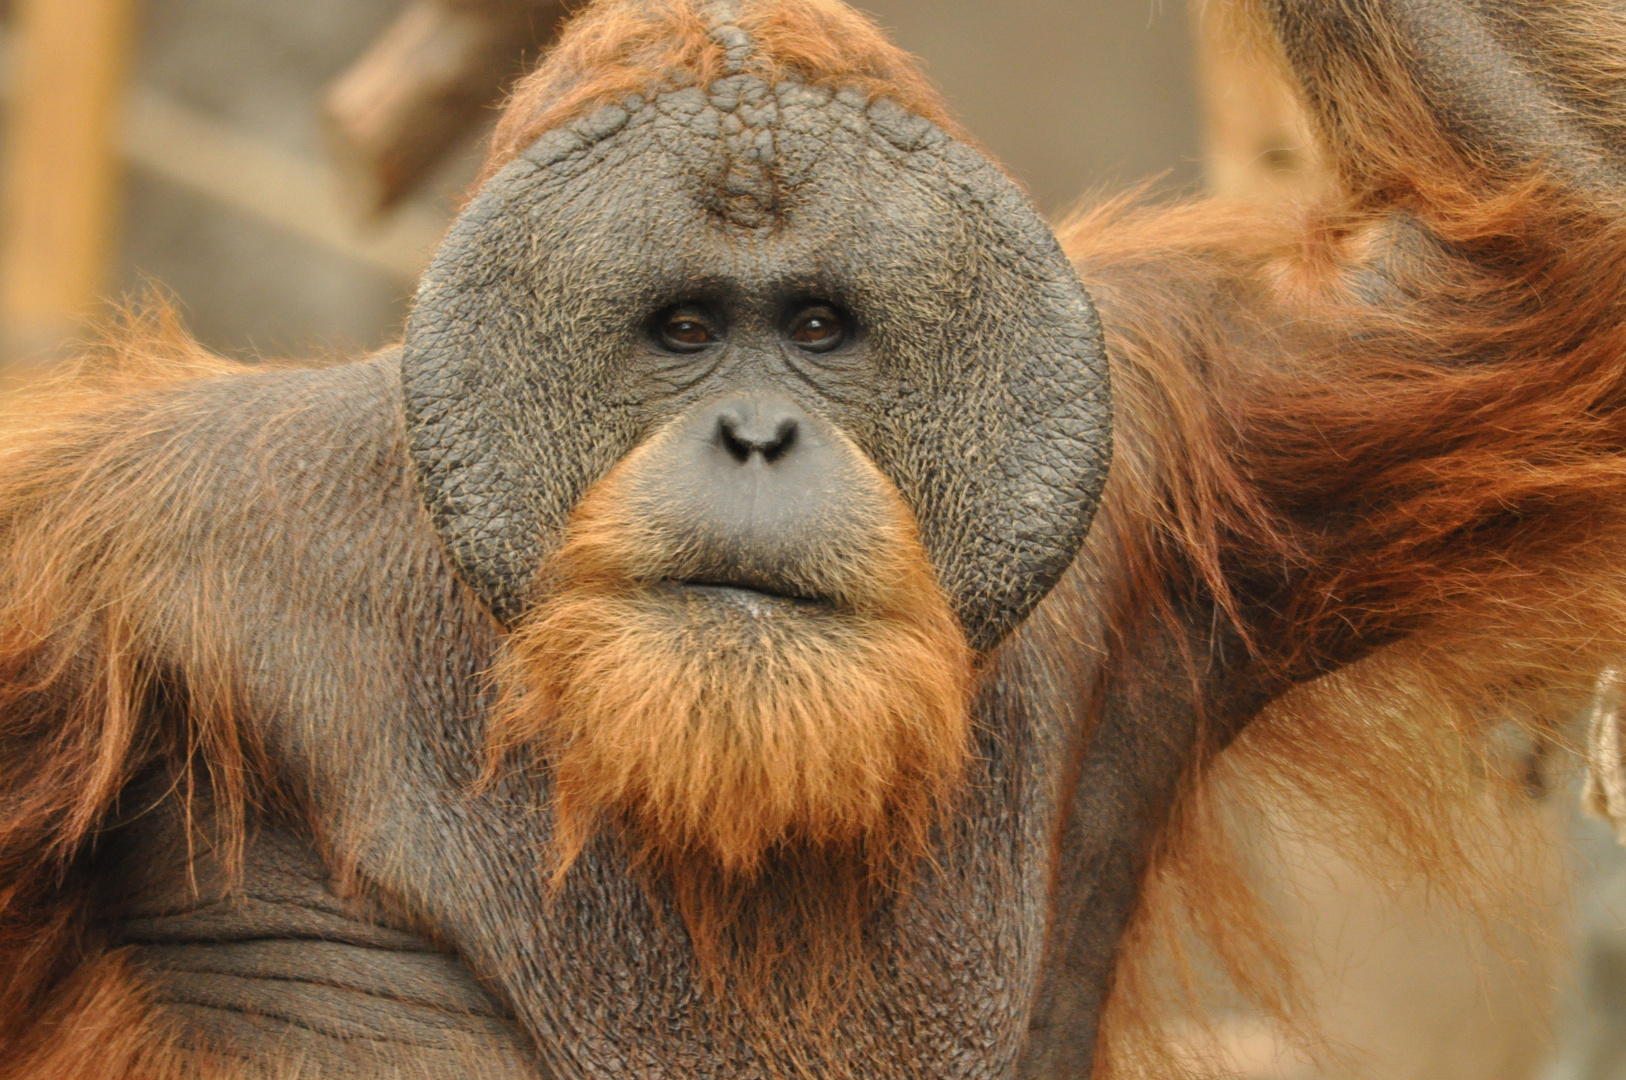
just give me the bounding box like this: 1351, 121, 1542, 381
860, 1, 1201, 215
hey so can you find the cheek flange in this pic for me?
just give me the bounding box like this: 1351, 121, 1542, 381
400, 86, 1112, 648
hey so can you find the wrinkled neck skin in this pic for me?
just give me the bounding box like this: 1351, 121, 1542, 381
118, 357, 1198, 1079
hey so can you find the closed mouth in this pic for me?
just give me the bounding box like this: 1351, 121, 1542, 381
660, 580, 834, 614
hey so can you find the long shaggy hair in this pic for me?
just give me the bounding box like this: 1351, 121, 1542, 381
1068, 177, 1626, 1073
1065, 0, 1626, 1067
0, 306, 276, 1077
486, 427, 974, 995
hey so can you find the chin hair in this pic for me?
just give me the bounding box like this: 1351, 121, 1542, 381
485, 446, 974, 1005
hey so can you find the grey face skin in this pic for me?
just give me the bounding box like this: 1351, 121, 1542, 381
615, 389, 895, 605
401, 75, 1112, 648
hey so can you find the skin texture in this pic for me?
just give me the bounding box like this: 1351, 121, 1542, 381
11, 1, 1626, 1078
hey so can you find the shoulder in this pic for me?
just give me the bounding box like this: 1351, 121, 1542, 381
2, 347, 415, 540
0, 339, 458, 645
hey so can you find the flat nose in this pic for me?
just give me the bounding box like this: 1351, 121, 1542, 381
714, 399, 799, 464
622, 393, 883, 601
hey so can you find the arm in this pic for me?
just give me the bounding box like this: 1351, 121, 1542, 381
1039, 0, 1626, 1072
1072, 0, 1626, 728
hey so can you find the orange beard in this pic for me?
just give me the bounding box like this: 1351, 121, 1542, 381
486, 438, 973, 994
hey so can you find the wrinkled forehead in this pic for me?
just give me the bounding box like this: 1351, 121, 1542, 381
623, 77, 928, 228
494, 77, 973, 285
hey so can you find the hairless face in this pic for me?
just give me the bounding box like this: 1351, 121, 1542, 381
402, 59, 1113, 650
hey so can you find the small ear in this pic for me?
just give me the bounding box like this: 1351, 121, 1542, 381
1584, 668, 1626, 842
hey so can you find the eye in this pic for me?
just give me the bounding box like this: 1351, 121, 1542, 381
653, 307, 719, 352
788, 305, 848, 352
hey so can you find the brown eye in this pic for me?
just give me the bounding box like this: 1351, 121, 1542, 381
790, 306, 847, 351
655, 309, 717, 352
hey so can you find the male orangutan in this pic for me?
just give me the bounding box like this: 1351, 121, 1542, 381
4, 0, 1626, 1077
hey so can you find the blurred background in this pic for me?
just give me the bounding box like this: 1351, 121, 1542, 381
0, 1, 1619, 1077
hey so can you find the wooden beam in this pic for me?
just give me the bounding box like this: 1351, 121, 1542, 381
324, 0, 566, 217
123, 88, 447, 282
0, 0, 138, 356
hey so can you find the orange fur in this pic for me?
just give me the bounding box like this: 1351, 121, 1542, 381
0, 305, 318, 1075
0, 309, 529, 1077
1, 953, 173, 1080
1064, 176, 1626, 1073
0, 307, 271, 1054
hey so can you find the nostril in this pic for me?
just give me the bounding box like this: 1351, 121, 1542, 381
761, 418, 797, 463
718, 415, 753, 464
716, 410, 799, 464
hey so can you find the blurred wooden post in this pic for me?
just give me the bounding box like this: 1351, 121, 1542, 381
0, 0, 139, 359
324, 0, 566, 217
1191, 2, 1328, 202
